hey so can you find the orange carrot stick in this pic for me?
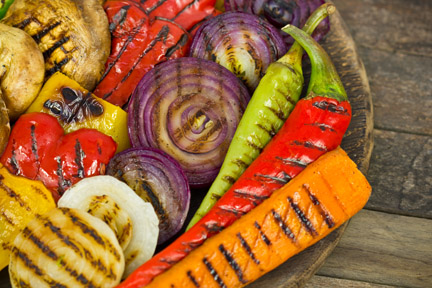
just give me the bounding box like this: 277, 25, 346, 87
142, 147, 371, 288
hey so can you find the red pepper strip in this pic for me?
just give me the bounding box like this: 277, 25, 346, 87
0, 112, 117, 202
116, 96, 352, 287
94, 1, 191, 107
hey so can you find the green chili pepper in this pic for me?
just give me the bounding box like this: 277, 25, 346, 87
187, 3, 335, 229
0, 0, 14, 19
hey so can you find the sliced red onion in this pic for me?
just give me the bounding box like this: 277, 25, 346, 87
189, 11, 287, 92
128, 57, 250, 188
225, 0, 330, 46
106, 147, 190, 245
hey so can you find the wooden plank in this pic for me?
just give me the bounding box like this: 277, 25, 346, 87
306, 275, 398, 288
366, 129, 432, 218
332, 0, 432, 57
316, 209, 432, 288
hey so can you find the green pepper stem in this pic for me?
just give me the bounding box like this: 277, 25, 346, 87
281, 19, 348, 102
277, 3, 336, 73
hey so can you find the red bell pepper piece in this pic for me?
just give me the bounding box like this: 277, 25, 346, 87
116, 16, 351, 288
94, 0, 217, 107
0, 112, 117, 201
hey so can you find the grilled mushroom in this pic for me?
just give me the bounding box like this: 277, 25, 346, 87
0, 23, 45, 120
0, 91, 10, 154
1, 0, 111, 91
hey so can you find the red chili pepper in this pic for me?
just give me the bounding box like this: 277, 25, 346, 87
0, 112, 117, 201
94, 0, 217, 107
116, 18, 351, 288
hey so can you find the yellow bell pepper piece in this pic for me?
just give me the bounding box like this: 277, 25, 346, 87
0, 163, 56, 271
26, 72, 130, 153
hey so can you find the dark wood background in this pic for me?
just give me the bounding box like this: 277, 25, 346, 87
305, 0, 432, 287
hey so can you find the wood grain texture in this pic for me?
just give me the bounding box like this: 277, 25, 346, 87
306, 275, 398, 288
366, 129, 432, 218
317, 209, 432, 288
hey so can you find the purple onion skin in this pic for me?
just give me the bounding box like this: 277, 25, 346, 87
225, 0, 330, 46
128, 57, 250, 188
189, 11, 287, 93
106, 147, 191, 245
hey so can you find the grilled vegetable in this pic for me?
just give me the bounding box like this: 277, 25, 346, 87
128, 57, 250, 187
57, 175, 159, 278
189, 11, 287, 92
106, 147, 190, 245
0, 0, 13, 19
1, 0, 111, 91
0, 92, 10, 155
0, 112, 117, 201
188, 3, 334, 228
118, 147, 371, 287
0, 163, 56, 271
26, 72, 130, 153
225, 0, 330, 47
94, 0, 218, 107
0, 22, 45, 120
9, 207, 125, 287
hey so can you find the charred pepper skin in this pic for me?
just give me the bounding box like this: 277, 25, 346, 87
188, 3, 335, 229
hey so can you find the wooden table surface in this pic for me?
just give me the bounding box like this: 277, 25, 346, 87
304, 1, 432, 287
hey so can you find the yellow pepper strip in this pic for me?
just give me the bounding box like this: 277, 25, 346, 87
0, 163, 56, 271
26, 72, 130, 153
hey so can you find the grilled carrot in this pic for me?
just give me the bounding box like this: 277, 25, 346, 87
139, 147, 371, 288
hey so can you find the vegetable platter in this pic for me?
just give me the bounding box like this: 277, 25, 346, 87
0, 0, 373, 287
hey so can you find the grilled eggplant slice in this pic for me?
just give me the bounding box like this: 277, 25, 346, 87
1, 0, 111, 91
0, 23, 45, 120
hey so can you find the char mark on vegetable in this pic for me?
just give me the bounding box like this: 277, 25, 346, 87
109, 5, 131, 33
233, 189, 270, 204
0, 178, 30, 211
219, 206, 246, 217
12, 248, 45, 277
254, 221, 272, 246
256, 123, 276, 137
186, 270, 200, 287
254, 173, 290, 184
0, 211, 14, 225
266, 105, 286, 121
291, 140, 327, 152
140, 180, 168, 223
46, 57, 70, 78
203, 257, 227, 288
288, 197, 318, 236
14, 17, 35, 29
55, 156, 71, 195
223, 175, 237, 185
276, 156, 308, 168
232, 158, 249, 170
32, 21, 61, 43
236, 232, 260, 265
306, 122, 336, 132
74, 139, 85, 179
60, 208, 123, 263
271, 209, 296, 242
303, 184, 335, 228
219, 244, 248, 284
43, 36, 70, 60
21, 227, 96, 286
205, 222, 225, 233
30, 125, 39, 161
145, 0, 168, 14
312, 100, 350, 115
10, 139, 21, 175
165, 33, 189, 58
171, 0, 201, 21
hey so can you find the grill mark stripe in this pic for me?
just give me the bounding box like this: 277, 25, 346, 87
15, 17, 34, 29
288, 197, 318, 236
165, 33, 189, 58
0, 179, 31, 211
30, 124, 39, 162
171, 0, 200, 20
47, 57, 70, 77
312, 100, 350, 115
187, 14, 213, 33
109, 5, 131, 33
291, 140, 327, 152
303, 184, 335, 228
271, 209, 295, 242
146, 0, 168, 14
236, 233, 260, 265
275, 156, 308, 168
254, 221, 271, 246
254, 173, 290, 184
1, 211, 14, 225
219, 244, 247, 284
74, 139, 85, 178
32, 21, 61, 43
10, 139, 21, 175
203, 257, 227, 288
305, 122, 336, 132
43, 36, 70, 60
219, 206, 246, 217
186, 270, 200, 288
233, 189, 269, 202
140, 180, 168, 223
